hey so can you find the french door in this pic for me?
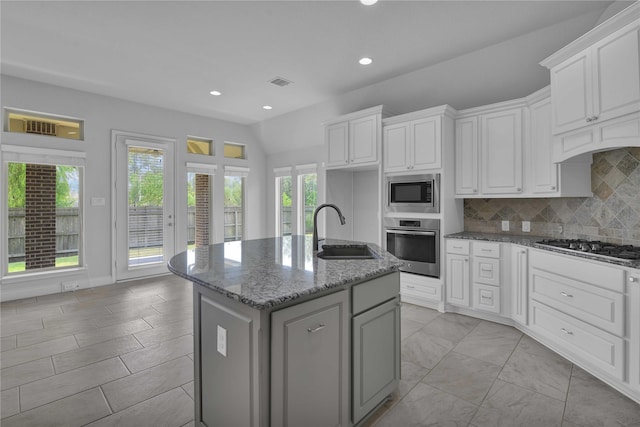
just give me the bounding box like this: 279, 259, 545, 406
113, 131, 175, 281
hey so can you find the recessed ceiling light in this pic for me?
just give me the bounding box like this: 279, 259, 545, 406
263, 105, 273, 110
360, 0, 378, 5
209, 90, 222, 96
359, 57, 373, 65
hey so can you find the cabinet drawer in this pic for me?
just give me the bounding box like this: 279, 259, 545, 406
400, 273, 441, 303
352, 272, 400, 315
473, 241, 501, 259
530, 249, 625, 293
446, 239, 469, 255
530, 301, 624, 381
530, 267, 625, 336
473, 284, 501, 314
473, 257, 500, 287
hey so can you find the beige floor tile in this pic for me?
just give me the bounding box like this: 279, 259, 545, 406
0, 335, 78, 369
1, 335, 17, 351
400, 303, 441, 325
102, 356, 193, 412
401, 329, 455, 369
398, 360, 430, 399
74, 318, 152, 347
134, 318, 193, 347
106, 295, 167, 314
1, 387, 20, 419
375, 382, 478, 427
19, 357, 129, 411
52, 335, 142, 373
400, 318, 424, 340
418, 312, 480, 346
563, 366, 640, 427
453, 320, 522, 366
17, 318, 98, 347
498, 335, 571, 401
85, 388, 193, 427
152, 298, 193, 314
143, 310, 193, 328
1, 305, 62, 321
1, 317, 43, 338
471, 380, 564, 427
1, 357, 54, 390
1, 388, 111, 427
120, 334, 193, 373
423, 351, 501, 405
182, 381, 195, 400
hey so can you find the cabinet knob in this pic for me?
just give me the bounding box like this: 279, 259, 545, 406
592, 115, 599, 121
516, 188, 522, 192
630, 277, 638, 283
473, 189, 477, 193
586, 117, 593, 123
551, 186, 556, 190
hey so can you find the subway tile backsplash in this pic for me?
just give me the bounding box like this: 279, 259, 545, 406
464, 147, 640, 246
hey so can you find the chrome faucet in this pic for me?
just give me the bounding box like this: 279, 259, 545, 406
312, 203, 346, 251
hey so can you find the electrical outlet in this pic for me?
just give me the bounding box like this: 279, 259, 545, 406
61, 281, 79, 292
501, 220, 509, 231
217, 325, 227, 357
522, 221, 531, 232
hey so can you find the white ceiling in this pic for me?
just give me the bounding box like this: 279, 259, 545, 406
0, 0, 621, 126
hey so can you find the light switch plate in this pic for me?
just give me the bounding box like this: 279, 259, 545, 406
501, 220, 509, 231
217, 325, 227, 357
522, 221, 531, 232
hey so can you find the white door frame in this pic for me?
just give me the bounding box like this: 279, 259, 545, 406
111, 130, 176, 282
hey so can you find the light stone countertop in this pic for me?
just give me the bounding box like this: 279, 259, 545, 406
168, 235, 403, 310
445, 231, 640, 269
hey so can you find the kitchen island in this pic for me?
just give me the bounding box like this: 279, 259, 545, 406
168, 236, 403, 427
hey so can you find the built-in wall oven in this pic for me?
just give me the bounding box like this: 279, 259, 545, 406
385, 173, 440, 214
384, 218, 440, 278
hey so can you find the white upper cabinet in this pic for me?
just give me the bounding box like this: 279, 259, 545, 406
549, 23, 640, 135
540, 4, 640, 161
382, 108, 445, 173
325, 106, 384, 169
455, 116, 479, 195
528, 96, 558, 194
480, 108, 523, 194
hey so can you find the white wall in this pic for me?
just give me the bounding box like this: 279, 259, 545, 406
0, 75, 267, 300
253, 8, 604, 156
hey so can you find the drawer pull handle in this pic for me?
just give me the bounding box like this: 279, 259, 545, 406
308, 324, 326, 333
481, 295, 492, 300
407, 285, 416, 289
560, 292, 573, 298
561, 328, 573, 335
480, 266, 493, 271
453, 246, 463, 249
481, 249, 492, 252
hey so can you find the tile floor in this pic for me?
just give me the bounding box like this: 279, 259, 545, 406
1, 276, 640, 426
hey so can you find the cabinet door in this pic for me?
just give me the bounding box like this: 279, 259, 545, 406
383, 122, 410, 172
326, 122, 349, 168
352, 298, 400, 424
592, 24, 640, 125
511, 245, 528, 325
550, 50, 592, 134
473, 284, 501, 314
529, 98, 559, 194
455, 117, 479, 195
446, 253, 470, 307
629, 272, 640, 394
481, 109, 523, 194
350, 115, 378, 165
411, 116, 441, 170
271, 290, 349, 427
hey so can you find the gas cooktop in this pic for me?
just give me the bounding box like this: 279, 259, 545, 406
536, 239, 640, 263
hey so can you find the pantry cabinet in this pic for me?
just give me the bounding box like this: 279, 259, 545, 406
325, 106, 384, 169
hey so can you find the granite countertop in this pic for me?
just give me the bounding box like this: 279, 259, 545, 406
445, 231, 640, 269
168, 236, 403, 310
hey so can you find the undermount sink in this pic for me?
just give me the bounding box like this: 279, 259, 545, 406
317, 245, 379, 260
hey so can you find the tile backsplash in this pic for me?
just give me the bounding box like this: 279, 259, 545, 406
464, 147, 640, 246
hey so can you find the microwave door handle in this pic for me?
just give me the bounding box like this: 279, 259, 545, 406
386, 229, 436, 236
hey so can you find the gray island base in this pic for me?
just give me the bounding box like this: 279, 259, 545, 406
168, 236, 403, 427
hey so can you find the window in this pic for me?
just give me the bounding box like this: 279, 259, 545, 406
187, 137, 213, 156
5, 158, 83, 275
297, 165, 318, 236
274, 167, 293, 237
223, 142, 246, 159
224, 166, 248, 241
5, 108, 84, 140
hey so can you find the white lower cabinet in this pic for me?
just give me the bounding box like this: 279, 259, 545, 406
445, 240, 470, 307
471, 242, 501, 314
400, 272, 442, 307
629, 271, 640, 395
473, 283, 501, 314
510, 245, 528, 325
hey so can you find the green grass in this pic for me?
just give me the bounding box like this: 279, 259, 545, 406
8, 255, 79, 273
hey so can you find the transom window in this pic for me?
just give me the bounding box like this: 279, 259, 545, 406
5, 108, 84, 140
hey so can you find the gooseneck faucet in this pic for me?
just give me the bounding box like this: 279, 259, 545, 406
312, 203, 346, 251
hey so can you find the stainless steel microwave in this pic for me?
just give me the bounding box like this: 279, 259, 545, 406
385, 173, 440, 214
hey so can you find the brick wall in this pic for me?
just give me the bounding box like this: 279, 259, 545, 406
195, 174, 210, 247
25, 164, 57, 269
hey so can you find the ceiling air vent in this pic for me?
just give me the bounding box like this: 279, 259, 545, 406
269, 77, 293, 87
25, 120, 57, 136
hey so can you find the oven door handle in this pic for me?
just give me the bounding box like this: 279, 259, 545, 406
386, 229, 437, 236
